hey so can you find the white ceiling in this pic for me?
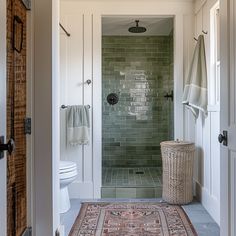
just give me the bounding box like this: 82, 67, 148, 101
102, 17, 173, 36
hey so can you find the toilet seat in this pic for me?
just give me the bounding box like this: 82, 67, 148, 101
59, 161, 77, 179
60, 161, 77, 171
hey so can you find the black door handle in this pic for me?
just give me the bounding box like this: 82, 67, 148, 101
218, 131, 228, 146
0, 138, 15, 155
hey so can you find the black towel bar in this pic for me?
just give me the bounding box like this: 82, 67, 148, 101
61, 105, 91, 109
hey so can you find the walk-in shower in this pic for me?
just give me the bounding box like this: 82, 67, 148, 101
102, 17, 174, 198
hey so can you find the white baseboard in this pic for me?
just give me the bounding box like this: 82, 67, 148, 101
68, 181, 94, 199
195, 181, 220, 225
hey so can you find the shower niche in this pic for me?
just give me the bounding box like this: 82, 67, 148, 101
101, 16, 174, 198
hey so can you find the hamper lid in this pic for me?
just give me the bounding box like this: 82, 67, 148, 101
160, 140, 194, 146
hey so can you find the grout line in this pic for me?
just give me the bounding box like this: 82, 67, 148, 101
102, 167, 162, 187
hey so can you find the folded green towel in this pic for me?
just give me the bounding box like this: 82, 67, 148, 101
182, 35, 208, 118
66, 105, 90, 145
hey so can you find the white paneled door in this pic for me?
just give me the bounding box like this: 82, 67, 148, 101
0, 0, 7, 235
220, 0, 236, 235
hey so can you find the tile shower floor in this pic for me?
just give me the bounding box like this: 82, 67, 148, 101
103, 167, 162, 187
102, 167, 162, 198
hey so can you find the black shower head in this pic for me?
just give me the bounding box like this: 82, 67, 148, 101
128, 20, 146, 33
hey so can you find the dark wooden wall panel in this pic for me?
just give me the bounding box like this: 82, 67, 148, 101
7, 0, 27, 235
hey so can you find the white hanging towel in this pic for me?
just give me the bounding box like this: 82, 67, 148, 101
66, 105, 90, 146
182, 35, 208, 118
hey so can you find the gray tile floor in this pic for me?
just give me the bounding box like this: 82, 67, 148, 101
102, 167, 162, 187
60, 198, 220, 236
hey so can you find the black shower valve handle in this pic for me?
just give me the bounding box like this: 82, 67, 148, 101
107, 93, 119, 105
164, 90, 174, 101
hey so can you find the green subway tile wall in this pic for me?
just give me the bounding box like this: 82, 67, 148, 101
102, 36, 174, 168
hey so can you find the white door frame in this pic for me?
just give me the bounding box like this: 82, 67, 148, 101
32, 0, 60, 235
0, 0, 7, 234
220, 0, 236, 234
219, 0, 227, 233
93, 13, 185, 197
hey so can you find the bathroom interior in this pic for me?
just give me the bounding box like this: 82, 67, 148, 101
59, 0, 221, 235
59, 15, 175, 233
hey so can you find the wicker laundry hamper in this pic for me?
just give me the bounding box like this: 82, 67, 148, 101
160, 141, 195, 205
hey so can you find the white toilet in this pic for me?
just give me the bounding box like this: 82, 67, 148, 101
59, 161, 78, 213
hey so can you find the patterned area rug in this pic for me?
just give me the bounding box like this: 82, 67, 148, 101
69, 202, 197, 236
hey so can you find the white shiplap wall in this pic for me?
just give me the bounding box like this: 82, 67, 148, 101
60, 0, 194, 199
193, 0, 220, 225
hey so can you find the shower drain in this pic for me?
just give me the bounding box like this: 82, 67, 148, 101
135, 171, 144, 175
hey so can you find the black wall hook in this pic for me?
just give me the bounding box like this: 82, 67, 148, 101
60, 23, 71, 37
